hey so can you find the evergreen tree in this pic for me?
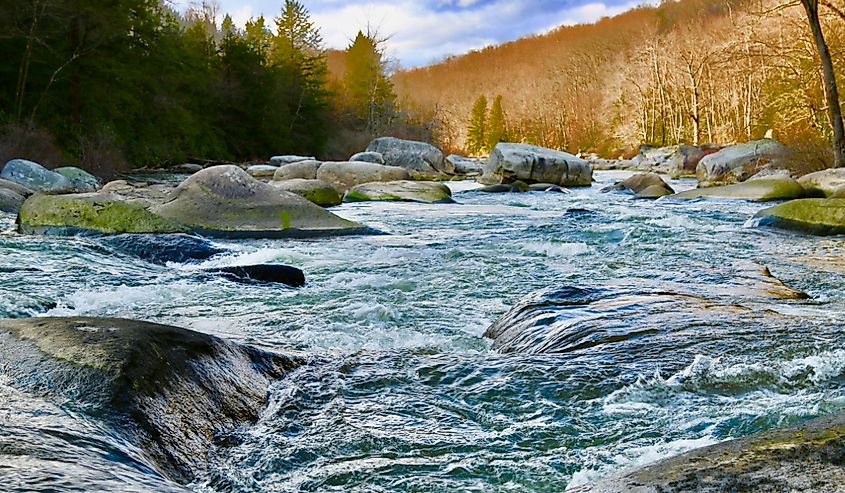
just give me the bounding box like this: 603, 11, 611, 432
486, 95, 508, 151
343, 30, 395, 131
467, 94, 488, 155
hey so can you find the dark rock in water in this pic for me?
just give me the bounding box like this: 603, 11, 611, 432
478, 181, 530, 193
0, 317, 303, 483
570, 411, 845, 492
101, 233, 227, 264
210, 264, 305, 287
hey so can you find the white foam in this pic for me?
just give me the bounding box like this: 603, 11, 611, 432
522, 241, 591, 257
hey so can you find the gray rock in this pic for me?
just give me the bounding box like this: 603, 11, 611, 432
269, 155, 315, 166
349, 151, 385, 164
673, 176, 805, 201
481, 143, 592, 187
570, 411, 845, 493
366, 137, 451, 177
171, 163, 203, 173
696, 139, 793, 186
53, 166, 100, 192
0, 317, 302, 483
0, 159, 72, 193
0, 187, 25, 213
478, 181, 530, 193
446, 154, 484, 175
344, 180, 454, 204
153, 165, 371, 238
269, 178, 342, 207
315, 161, 411, 191
0, 178, 34, 197
246, 164, 279, 177
273, 160, 323, 181
797, 168, 845, 197
528, 183, 570, 193
602, 173, 674, 198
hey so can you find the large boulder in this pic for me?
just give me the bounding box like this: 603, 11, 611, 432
0, 187, 25, 213
1, 159, 72, 193
349, 151, 385, 164
667, 144, 721, 176
273, 160, 323, 181
245, 164, 279, 177
0, 317, 303, 483
366, 137, 451, 176
570, 411, 845, 493
269, 178, 342, 207
269, 155, 315, 166
797, 168, 845, 197
672, 176, 805, 201
152, 165, 371, 238
696, 139, 793, 186
17, 192, 188, 235
446, 154, 484, 176
315, 161, 411, 191
481, 143, 593, 187
601, 173, 674, 198
753, 198, 845, 235
344, 180, 455, 204
53, 166, 100, 192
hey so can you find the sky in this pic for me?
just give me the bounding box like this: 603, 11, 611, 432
190, 0, 655, 68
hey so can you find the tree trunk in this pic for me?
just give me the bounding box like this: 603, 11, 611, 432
802, 0, 845, 167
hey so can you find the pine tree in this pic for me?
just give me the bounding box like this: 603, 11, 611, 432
486, 94, 508, 151
343, 30, 395, 131
466, 94, 488, 155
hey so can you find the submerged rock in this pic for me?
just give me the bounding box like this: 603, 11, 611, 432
53, 166, 100, 192
344, 180, 454, 204
481, 143, 592, 187
696, 139, 793, 186
273, 159, 323, 181
753, 198, 845, 235
1, 159, 73, 193
101, 233, 226, 264
478, 181, 530, 193
270, 178, 342, 207
570, 411, 845, 493
672, 176, 805, 201
210, 264, 305, 287
797, 168, 845, 198
152, 165, 372, 238
315, 161, 411, 191
349, 151, 385, 164
366, 137, 451, 177
0, 317, 303, 483
602, 173, 674, 198
17, 192, 188, 235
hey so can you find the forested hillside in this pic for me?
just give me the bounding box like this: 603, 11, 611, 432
394, 0, 845, 162
0, 0, 400, 174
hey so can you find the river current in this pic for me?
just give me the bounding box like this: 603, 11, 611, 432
2, 171, 845, 492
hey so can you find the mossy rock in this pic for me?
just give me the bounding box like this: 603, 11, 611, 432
270, 178, 342, 207
344, 180, 454, 204
797, 168, 845, 197
53, 166, 100, 192
17, 192, 188, 235
754, 198, 845, 235
673, 177, 805, 202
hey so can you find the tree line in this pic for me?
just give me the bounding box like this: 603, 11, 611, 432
0, 0, 401, 174
394, 0, 844, 167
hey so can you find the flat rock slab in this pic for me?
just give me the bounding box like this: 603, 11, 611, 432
344, 180, 455, 204
673, 176, 805, 201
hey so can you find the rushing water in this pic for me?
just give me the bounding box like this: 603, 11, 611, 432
2, 171, 845, 492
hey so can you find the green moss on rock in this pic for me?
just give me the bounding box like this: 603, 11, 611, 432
754, 198, 845, 235
673, 177, 805, 202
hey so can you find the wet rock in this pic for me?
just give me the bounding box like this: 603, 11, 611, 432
753, 198, 845, 235
602, 173, 674, 198
0, 317, 303, 483
797, 168, 845, 198
0, 159, 72, 193
269, 155, 315, 166
673, 176, 805, 201
529, 183, 569, 193
210, 264, 305, 287
315, 161, 411, 191
696, 139, 793, 186
53, 166, 100, 192
245, 164, 279, 177
273, 160, 323, 181
570, 411, 845, 493
447, 154, 484, 176
17, 192, 188, 235
171, 163, 203, 174
344, 180, 454, 204
478, 181, 530, 193
0, 187, 25, 213
366, 137, 451, 177
153, 165, 371, 238
101, 234, 226, 264
270, 178, 342, 207
481, 143, 592, 187
349, 151, 385, 164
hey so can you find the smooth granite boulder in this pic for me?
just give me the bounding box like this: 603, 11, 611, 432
315, 161, 411, 191
602, 173, 674, 198
269, 178, 342, 207
366, 137, 451, 176
246, 164, 279, 177
1, 159, 72, 193
696, 139, 793, 186
269, 155, 315, 166
53, 166, 100, 192
797, 168, 845, 197
0, 188, 25, 213
273, 160, 323, 181
344, 180, 454, 204
753, 198, 845, 235
481, 143, 592, 187
673, 176, 805, 201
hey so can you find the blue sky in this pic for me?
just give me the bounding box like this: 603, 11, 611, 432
191, 0, 653, 67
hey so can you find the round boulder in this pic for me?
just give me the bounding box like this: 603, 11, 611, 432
273, 160, 323, 181
316, 161, 411, 191
797, 168, 845, 198
601, 173, 674, 198
246, 164, 279, 177
0, 188, 25, 213
53, 166, 100, 192
696, 139, 793, 186
366, 137, 451, 177
344, 180, 454, 204
481, 143, 593, 187
1, 159, 72, 193
270, 178, 342, 207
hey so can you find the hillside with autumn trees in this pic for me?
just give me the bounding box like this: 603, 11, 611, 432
393, 0, 845, 165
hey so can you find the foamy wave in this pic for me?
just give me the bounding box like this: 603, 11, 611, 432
43, 282, 199, 317
176, 247, 301, 271
522, 241, 591, 257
